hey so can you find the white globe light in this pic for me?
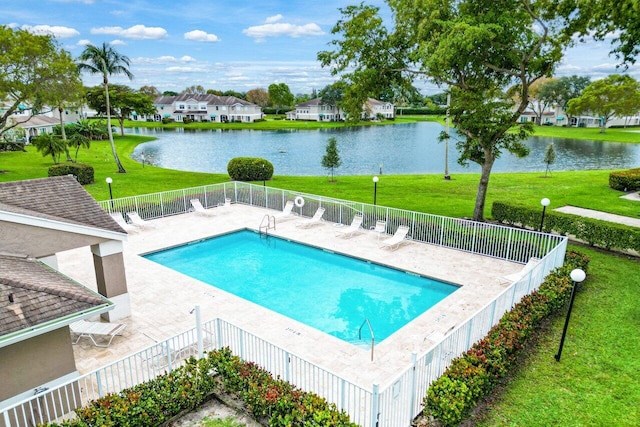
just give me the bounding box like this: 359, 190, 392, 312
570, 268, 586, 283
541, 197, 550, 207
373, 176, 379, 183
105, 177, 113, 184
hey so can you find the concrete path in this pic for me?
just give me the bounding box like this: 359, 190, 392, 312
555, 206, 640, 228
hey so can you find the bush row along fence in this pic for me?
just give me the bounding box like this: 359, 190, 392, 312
101, 182, 566, 264
0, 184, 567, 426
492, 201, 640, 254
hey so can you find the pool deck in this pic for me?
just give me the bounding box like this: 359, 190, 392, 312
58, 204, 523, 390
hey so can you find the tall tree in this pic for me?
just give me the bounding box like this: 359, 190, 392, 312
567, 74, 640, 133
39, 52, 85, 162
181, 85, 205, 95
268, 83, 294, 114
77, 42, 134, 173
536, 75, 591, 126
86, 85, 156, 136
509, 77, 557, 125
246, 88, 270, 107
321, 137, 342, 182
0, 26, 78, 149
319, 1, 567, 221
139, 85, 161, 98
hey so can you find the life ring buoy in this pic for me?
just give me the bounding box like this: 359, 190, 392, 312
294, 196, 305, 208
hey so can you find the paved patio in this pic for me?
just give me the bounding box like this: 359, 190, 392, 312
57, 204, 523, 389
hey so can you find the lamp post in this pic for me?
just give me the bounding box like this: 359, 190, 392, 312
372, 176, 379, 206
141, 151, 145, 168
106, 177, 114, 209
539, 197, 550, 232
379, 162, 383, 175
262, 163, 266, 187
554, 268, 586, 362
444, 92, 451, 180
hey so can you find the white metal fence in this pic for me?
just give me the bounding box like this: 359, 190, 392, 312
101, 182, 565, 264
1, 184, 568, 426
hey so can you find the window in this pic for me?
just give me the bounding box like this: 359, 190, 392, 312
178, 104, 185, 110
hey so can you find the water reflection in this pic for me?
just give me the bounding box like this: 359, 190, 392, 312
128, 123, 640, 175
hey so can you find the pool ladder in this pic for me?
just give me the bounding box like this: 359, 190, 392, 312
259, 214, 276, 237
358, 318, 375, 361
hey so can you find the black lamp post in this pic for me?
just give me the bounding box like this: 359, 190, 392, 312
372, 176, 379, 206
554, 268, 586, 362
539, 197, 550, 232
106, 177, 114, 209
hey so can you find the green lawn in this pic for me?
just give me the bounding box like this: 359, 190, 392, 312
476, 245, 640, 426
1, 129, 639, 426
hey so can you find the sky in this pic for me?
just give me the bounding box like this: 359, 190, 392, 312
3, 0, 639, 96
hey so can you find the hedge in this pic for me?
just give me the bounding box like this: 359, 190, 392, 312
47, 348, 356, 427
492, 201, 640, 253
424, 250, 590, 426
227, 157, 274, 181
609, 168, 640, 191
48, 163, 94, 185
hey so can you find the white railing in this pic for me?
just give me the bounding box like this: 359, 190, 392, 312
100, 182, 565, 264
0, 184, 567, 426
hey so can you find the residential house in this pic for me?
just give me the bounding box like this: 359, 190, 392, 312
518, 102, 640, 128
286, 97, 394, 121
152, 94, 263, 123
0, 176, 130, 416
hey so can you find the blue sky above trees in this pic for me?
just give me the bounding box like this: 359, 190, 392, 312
2, 0, 637, 95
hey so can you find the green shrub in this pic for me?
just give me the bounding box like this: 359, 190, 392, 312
609, 168, 640, 191
183, 117, 193, 124
424, 251, 590, 426
48, 162, 94, 185
492, 201, 640, 253
227, 157, 274, 181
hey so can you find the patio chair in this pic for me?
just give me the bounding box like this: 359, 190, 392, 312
370, 220, 387, 239
216, 197, 232, 213
190, 199, 215, 216
380, 225, 410, 250
127, 211, 155, 229
70, 320, 127, 348
109, 212, 138, 233
296, 207, 325, 228
335, 214, 364, 238
274, 200, 295, 221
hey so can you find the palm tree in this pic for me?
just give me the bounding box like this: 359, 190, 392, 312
77, 43, 133, 173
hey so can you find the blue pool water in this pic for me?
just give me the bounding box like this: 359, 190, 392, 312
144, 230, 458, 344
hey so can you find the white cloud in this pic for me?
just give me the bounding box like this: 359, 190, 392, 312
180, 55, 196, 62
91, 25, 168, 40
21, 24, 80, 38
184, 30, 220, 43
166, 66, 206, 73
77, 39, 91, 46
243, 18, 324, 40
110, 39, 127, 46
265, 14, 283, 24
132, 55, 198, 65
53, 0, 94, 4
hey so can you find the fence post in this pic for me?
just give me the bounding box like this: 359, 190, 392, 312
96, 371, 104, 398
195, 305, 203, 359
409, 353, 417, 424
216, 318, 222, 349
371, 383, 379, 427
285, 351, 291, 382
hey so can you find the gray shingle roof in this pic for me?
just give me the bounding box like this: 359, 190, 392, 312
154, 93, 255, 106
0, 175, 124, 234
0, 256, 109, 336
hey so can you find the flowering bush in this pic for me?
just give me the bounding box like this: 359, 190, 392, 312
424, 250, 590, 426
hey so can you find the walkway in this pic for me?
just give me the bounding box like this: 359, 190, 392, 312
555, 206, 640, 228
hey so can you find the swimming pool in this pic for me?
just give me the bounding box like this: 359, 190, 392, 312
144, 230, 458, 344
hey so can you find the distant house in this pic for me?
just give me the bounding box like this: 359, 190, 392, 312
517, 103, 640, 128
152, 94, 263, 123
286, 97, 394, 121
0, 176, 130, 412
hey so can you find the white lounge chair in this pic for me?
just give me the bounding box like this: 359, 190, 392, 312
190, 199, 215, 216
109, 212, 138, 233
335, 214, 364, 238
296, 207, 325, 228
127, 211, 155, 229
380, 225, 410, 250
274, 200, 295, 221
501, 257, 540, 284
70, 320, 127, 348
370, 220, 387, 239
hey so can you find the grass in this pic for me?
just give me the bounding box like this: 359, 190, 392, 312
476, 245, 640, 426
2, 135, 637, 218
1, 127, 639, 426
199, 416, 245, 427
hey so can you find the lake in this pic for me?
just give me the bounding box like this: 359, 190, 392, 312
127, 122, 640, 176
